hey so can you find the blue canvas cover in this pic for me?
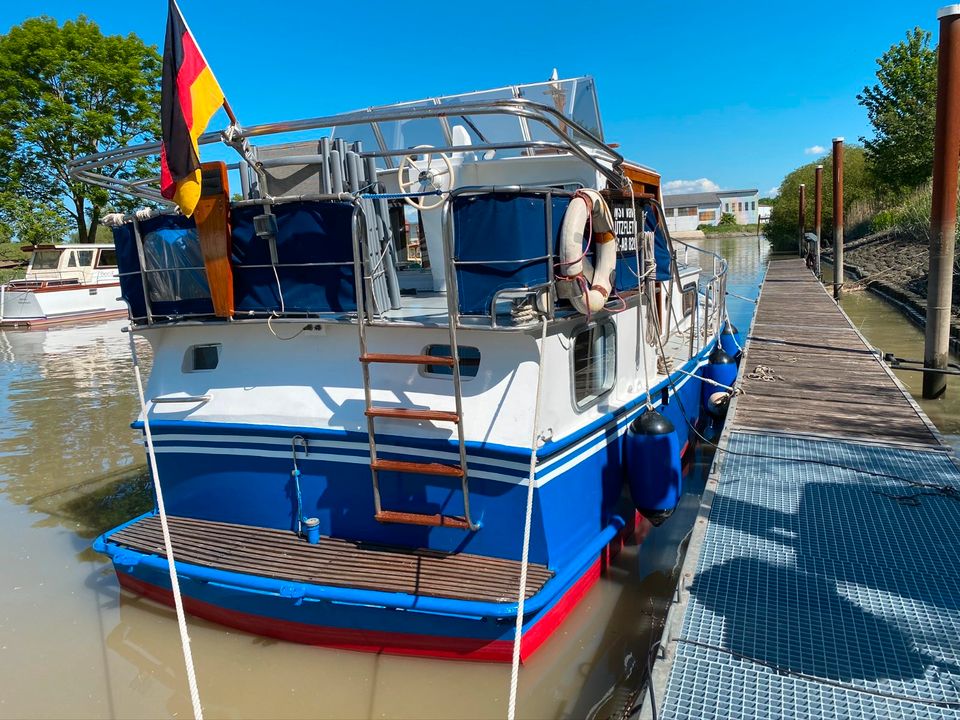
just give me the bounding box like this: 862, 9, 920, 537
111, 222, 146, 320
453, 193, 569, 316
231, 201, 356, 314
111, 213, 213, 320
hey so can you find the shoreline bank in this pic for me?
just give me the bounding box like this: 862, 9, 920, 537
821, 230, 960, 355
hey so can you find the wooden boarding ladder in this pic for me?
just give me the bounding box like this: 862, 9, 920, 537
353, 211, 477, 531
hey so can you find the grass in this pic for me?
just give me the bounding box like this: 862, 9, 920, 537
700, 223, 760, 235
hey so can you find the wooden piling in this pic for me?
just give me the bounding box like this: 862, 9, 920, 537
832, 139, 844, 300
814, 164, 823, 278
923, 5, 960, 399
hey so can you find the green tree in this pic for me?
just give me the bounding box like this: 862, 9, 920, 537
857, 28, 938, 195
765, 146, 872, 250
0, 193, 71, 246
0, 16, 160, 243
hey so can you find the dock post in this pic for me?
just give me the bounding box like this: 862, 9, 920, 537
923, 5, 960, 398
814, 164, 823, 278
832, 138, 844, 300
797, 183, 806, 257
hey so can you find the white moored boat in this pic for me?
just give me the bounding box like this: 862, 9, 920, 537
0, 243, 126, 328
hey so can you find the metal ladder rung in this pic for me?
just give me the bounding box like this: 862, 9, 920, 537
360, 353, 455, 366
372, 459, 464, 477
365, 407, 460, 423
374, 510, 471, 529
353, 198, 476, 531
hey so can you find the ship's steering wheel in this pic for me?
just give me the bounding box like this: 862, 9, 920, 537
397, 145, 455, 211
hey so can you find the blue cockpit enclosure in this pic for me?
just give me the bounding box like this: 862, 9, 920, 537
452, 193, 569, 316
112, 213, 213, 320
231, 201, 356, 315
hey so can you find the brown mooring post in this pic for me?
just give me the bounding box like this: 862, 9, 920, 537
924, 5, 960, 398
814, 164, 823, 278
832, 138, 844, 300
798, 183, 806, 257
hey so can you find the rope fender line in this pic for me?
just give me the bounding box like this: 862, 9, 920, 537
507, 316, 549, 720
127, 326, 204, 720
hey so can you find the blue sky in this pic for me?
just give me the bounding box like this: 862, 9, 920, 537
2, 1, 944, 197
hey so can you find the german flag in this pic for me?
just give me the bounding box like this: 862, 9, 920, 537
159, 0, 225, 217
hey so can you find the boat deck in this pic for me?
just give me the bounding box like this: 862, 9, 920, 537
109, 515, 553, 603
644, 258, 960, 720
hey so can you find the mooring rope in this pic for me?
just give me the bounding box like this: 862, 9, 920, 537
126, 327, 204, 720
507, 316, 548, 720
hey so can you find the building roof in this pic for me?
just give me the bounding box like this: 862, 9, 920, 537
662, 192, 722, 209
716, 189, 759, 197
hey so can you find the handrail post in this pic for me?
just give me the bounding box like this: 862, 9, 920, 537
924, 5, 960, 398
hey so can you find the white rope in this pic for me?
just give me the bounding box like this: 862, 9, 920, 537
507, 317, 549, 720
723, 304, 744, 355
672, 366, 739, 393
127, 327, 204, 720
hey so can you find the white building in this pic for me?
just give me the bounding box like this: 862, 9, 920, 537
717, 189, 760, 225
662, 188, 760, 232
662, 192, 722, 232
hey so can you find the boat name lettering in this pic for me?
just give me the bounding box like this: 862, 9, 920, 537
612, 205, 637, 252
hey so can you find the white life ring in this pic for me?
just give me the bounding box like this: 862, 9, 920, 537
560, 189, 617, 314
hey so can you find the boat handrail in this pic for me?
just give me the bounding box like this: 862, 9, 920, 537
150, 394, 212, 404
68, 98, 626, 203
670, 237, 729, 344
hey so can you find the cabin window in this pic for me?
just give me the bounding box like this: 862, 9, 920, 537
183, 344, 220, 372
572, 323, 616, 409
96, 249, 118, 267
66, 252, 78, 268
143, 227, 210, 302
682, 282, 698, 318
75, 250, 94, 267
421, 344, 481, 378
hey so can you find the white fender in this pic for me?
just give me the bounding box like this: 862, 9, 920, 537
560, 189, 617, 314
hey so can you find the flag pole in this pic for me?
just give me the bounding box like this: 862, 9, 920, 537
221, 98, 238, 127
172, 0, 239, 128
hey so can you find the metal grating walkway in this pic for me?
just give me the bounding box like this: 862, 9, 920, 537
647, 259, 960, 720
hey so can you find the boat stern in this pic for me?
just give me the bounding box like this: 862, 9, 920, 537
0, 285, 44, 327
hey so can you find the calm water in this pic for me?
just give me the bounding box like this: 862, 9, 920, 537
830, 272, 960, 451
0, 238, 767, 720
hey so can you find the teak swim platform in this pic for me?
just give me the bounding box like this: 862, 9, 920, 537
644, 258, 960, 719
110, 515, 553, 604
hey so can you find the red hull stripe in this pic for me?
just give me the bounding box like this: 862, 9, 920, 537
117, 558, 602, 663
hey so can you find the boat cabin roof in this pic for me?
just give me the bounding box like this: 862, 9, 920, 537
21, 243, 114, 253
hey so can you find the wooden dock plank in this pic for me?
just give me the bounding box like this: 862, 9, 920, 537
735, 259, 938, 447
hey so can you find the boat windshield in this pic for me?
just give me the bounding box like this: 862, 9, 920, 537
30, 250, 61, 270
330, 77, 603, 161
